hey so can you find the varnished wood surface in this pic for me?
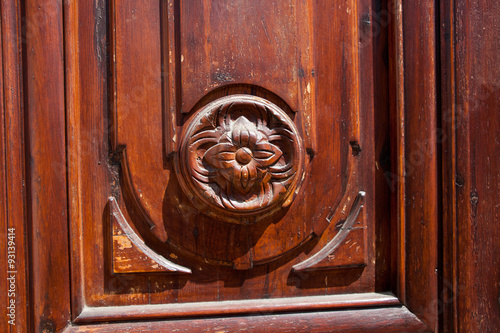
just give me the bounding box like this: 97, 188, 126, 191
65, 306, 430, 333
83, 0, 383, 313
64, 0, 109, 321
0, 0, 30, 331
399, 0, 439, 330
0, 0, 498, 331
109, 0, 370, 273
74, 292, 399, 323
441, 0, 500, 331
24, 0, 71, 331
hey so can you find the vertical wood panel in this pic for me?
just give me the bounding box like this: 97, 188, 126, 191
400, 0, 439, 330
0, 21, 7, 331
439, 0, 457, 330
65, 0, 109, 320
0, 0, 30, 331
24, 0, 70, 330
452, 0, 500, 331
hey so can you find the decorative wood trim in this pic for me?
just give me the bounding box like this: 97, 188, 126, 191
162, 0, 179, 157
64, 0, 109, 321
24, 0, 71, 331
292, 191, 366, 272
442, 0, 500, 331
390, 0, 407, 304
74, 292, 400, 324
0, 0, 30, 330
109, 197, 192, 274
439, 0, 458, 331
391, 0, 439, 330
66, 305, 430, 332
176, 95, 305, 222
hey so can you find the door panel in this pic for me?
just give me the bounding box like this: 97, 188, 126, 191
68, 0, 386, 311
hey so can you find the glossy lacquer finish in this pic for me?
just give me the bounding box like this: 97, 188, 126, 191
0, 0, 498, 332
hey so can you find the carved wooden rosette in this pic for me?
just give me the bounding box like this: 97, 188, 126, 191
177, 95, 304, 222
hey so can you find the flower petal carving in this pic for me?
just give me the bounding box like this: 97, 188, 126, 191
177, 95, 304, 221
232, 116, 258, 148
204, 143, 237, 169
253, 142, 283, 167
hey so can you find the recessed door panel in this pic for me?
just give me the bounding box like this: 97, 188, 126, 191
74, 0, 388, 313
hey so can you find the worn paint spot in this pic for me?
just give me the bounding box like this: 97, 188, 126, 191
115, 236, 133, 250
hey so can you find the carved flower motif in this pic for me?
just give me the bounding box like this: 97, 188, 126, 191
204, 116, 283, 196
179, 95, 303, 217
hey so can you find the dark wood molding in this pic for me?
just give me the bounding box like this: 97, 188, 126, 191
74, 292, 400, 324
395, 0, 440, 330
441, 0, 500, 331
64, 0, 109, 322
24, 0, 71, 331
0, 0, 30, 330
64, 306, 431, 333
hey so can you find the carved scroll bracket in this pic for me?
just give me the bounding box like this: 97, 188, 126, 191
292, 191, 366, 272
109, 197, 192, 274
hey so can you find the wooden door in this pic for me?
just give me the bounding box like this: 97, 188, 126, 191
2, 0, 499, 332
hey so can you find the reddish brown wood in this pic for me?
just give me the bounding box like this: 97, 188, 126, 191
65, 306, 430, 333
64, 0, 110, 320
388, 0, 407, 303
177, 0, 314, 115
176, 95, 305, 221
12, 0, 500, 331
110, 197, 191, 273
24, 0, 71, 331
0, 1, 30, 331
67, 0, 392, 328
398, 0, 439, 330
92, 0, 383, 312
0, 22, 6, 331
442, 0, 500, 331
74, 292, 400, 323
292, 192, 366, 271
439, 0, 458, 331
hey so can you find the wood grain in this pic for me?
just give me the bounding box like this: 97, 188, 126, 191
108, 0, 376, 277
443, 0, 500, 331
6, 0, 492, 330
0, 0, 29, 331
74, 292, 400, 323
65, 0, 110, 321
110, 197, 191, 273
398, 0, 439, 330
66, 306, 430, 333
24, 0, 70, 331
292, 192, 366, 271
177, 0, 314, 114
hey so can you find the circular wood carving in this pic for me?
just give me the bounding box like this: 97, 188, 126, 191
177, 95, 304, 222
